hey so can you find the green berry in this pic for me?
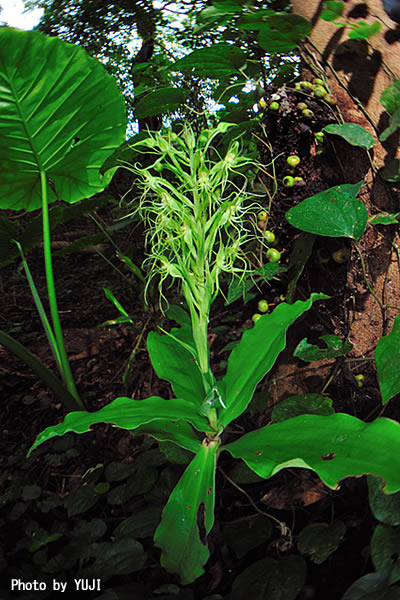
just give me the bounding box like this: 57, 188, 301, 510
323, 93, 337, 105
252, 313, 262, 324
293, 176, 305, 186
287, 155, 300, 168
258, 210, 267, 222
294, 82, 302, 90
264, 230, 276, 244
258, 299, 269, 313
266, 248, 281, 263
313, 86, 327, 98
300, 81, 313, 89
269, 101, 280, 111
283, 176, 294, 188
313, 78, 324, 86
258, 99, 267, 109
302, 108, 314, 119
355, 374, 364, 388
332, 248, 348, 264
296, 102, 308, 111
315, 131, 325, 143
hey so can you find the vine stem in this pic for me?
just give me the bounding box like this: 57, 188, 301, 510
41, 171, 83, 409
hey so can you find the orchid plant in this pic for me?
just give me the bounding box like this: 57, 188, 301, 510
28, 124, 400, 585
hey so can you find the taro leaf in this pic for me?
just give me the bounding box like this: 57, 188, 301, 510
342, 573, 398, 600
294, 334, 353, 362
285, 181, 367, 241
254, 13, 311, 53
147, 330, 205, 408
297, 521, 346, 564
114, 506, 162, 540
380, 108, 400, 142
286, 232, 316, 303
154, 438, 218, 585
376, 315, 400, 404
368, 476, 400, 526
223, 515, 273, 558
271, 394, 334, 422
371, 524, 400, 584
222, 413, 400, 493
324, 123, 375, 150
230, 555, 306, 600
320, 1, 345, 21
349, 21, 382, 40
27, 396, 209, 456
381, 80, 400, 115
0, 28, 126, 211
381, 160, 400, 183
169, 44, 246, 77
217, 293, 328, 428
369, 212, 400, 225
135, 87, 189, 119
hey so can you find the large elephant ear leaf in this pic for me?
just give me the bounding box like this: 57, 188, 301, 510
0, 28, 126, 211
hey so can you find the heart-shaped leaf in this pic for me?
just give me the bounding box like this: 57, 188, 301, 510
324, 123, 375, 150
0, 28, 126, 211
285, 181, 367, 241
376, 315, 400, 405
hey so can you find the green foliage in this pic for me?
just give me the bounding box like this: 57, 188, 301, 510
323, 123, 375, 151
376, 315, 400, 404
294, 334, 353, 361
297, 521, 346, 564
286, 181, 367, 241
271, 394, 334, 421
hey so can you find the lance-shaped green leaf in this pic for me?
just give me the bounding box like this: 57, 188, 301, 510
376, 315, 400, 405
169, 44, 246, 77
222, 413, 400, 493
285, 182, 367, 241
147, 330, 205, 408
0, 28, 126, 211
323, 123, 375, 151
154, 438, 218, 584
256, 13, 312, 53
134, 419, 202, 454
217, 294, 328, 428
27, 397, 210, 456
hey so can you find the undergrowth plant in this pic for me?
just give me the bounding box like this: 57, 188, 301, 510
29, 125, 400, 585
0, 27, 126, 409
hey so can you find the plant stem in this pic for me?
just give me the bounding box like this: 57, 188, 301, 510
40, 171, 83, 409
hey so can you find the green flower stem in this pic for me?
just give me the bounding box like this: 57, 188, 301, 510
40, 171, 83, 409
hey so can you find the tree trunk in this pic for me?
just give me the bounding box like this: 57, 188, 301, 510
270, 0, 400, 405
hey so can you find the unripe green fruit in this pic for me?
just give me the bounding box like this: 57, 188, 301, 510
258, 299, 269, 313
355, 373, 364, 388
313, 86, 327, 98
302, 108, 314, 119
266, 248, 281, 263
294, 82, 302, 89
258, 210, 267, 222
300, 81, 313, 89
324, 93, 337, 105
315, 131, 325, 143
293, 176, 305, 186
264, 230, 276, 244
269, 101, 280, 111
332, 248, 348, 263
287, 155, 300, 168
258, 99, 267, 109
252, 313, 262, 324
313, 78, 324, 86
296, 102, 308, 111
283, 176, 294, 187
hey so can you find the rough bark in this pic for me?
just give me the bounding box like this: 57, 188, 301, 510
270, 0, 400, 405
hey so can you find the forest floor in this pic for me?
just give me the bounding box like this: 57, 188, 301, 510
1, 90, 400, 599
